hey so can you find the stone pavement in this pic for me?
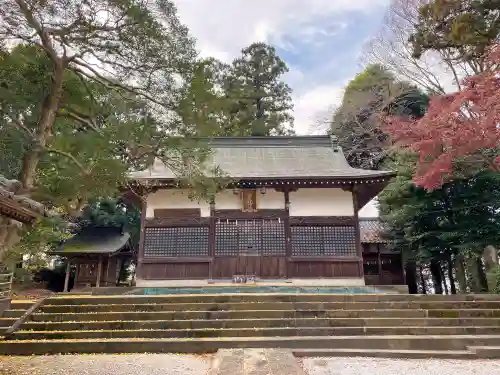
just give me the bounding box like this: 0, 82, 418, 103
209, 348, 306, 375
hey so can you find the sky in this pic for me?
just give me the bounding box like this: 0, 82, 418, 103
174, 0, 391, 137
174, 0, 390, 216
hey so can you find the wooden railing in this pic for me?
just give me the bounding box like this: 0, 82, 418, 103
0, 273, 13, 299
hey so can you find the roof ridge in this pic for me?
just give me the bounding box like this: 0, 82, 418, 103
207, 135, 334, 148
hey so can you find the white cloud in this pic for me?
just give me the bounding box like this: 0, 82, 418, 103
175, 0, 390, 61
173, 0, 389, 134
293, 85, 345, 134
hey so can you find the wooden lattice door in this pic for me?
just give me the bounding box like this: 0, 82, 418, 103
214, 219, 286, 278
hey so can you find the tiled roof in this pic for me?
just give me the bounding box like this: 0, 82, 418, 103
360, 218, 387, 243
129, 136, 394, 181
53, 227, 132, 255
0, 175, 50, 222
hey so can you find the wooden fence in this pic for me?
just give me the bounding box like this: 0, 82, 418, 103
0, 273, 13, 299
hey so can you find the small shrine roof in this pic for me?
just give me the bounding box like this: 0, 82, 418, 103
360, 218, 387, 244
51, 227, 133, 256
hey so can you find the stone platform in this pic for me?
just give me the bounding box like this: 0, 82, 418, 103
209, 349, 306, 375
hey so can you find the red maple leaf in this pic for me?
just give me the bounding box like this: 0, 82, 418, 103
383, 44, 500, 189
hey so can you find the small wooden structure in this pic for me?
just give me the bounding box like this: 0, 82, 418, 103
0, 175, 50, 312
360, 218, 404, 285
50, 227, 135, 292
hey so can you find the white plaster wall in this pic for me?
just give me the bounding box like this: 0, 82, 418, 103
289, 188, 354, 216
258, 189, 285, 209
146, 188, 352, 217
213, 189, 240, 210
146, 189, 211, 217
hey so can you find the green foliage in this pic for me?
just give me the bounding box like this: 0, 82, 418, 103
77, 198, 141, 247
487, 265, 500, 294
3, 217, 69, 270
380, 154, 500, 265
331, 64, 429, 169
410, 0, 500, 68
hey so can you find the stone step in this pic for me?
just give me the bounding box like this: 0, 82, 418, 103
29, 308, 500, 322
39, 301, 500, 313
43, 294, 500, 305
10, 301, 34, 310
2, 309, 26, 318
29, 309, 433, 322
21, 317, 500, 331
209, 349, 307, 375
11, 326, 500, 340
293, 348, 477, 359
0, 318, 15, 327
2, 335, 500, 355
468, 346, 500, 358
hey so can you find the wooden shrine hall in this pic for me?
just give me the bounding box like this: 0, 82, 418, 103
51, 227, 135, 292
128, 135, 398, 286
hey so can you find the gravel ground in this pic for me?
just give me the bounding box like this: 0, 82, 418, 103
0, 354, 212, 375
301, 357, 500, 375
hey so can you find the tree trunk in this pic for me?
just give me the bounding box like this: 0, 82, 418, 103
19, 62, 66, 190
455, 255, 467, 293
405, 260, 418, 294
419, 265, 427, 294
483, 246, 498, 272
467, 255, 488, 293
429, 259, 444, 294
447, 254, 457, 294
442, 264, 449, 295
0, 217, 22, 264
476, 258, 489, 292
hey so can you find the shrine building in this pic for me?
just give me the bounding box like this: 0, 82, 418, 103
128, 135, 398, 286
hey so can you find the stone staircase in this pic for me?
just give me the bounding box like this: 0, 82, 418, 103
2, 293, 500, 357
0, 300, 34, 337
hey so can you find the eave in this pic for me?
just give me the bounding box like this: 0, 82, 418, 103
0, 197, 41, 224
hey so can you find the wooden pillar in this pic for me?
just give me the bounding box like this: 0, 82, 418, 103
105, 257, 110, 286
208, 199, 216, 280
284, 188, 292, 279
96, 255, 103, 288
115, 258, 123, 286
377, 244, 382, 284
137, 197, 147, 280
352, 186, 363, 278
63, 259, 71, 292
74, 262, 80, 286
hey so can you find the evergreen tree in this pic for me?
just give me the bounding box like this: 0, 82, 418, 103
379, 153, 500, 293
223, 43, 295, 136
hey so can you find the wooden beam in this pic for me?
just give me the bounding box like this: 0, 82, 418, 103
284, 189, 291, 278
137, 197, 147, 279
377, 244, 382, 281
96, 255, 103, 288
63, 260, 71, 292
352, 186, 364, 278
74, 263, 80, 287
208, 199, 215, 281
115, 258, 123, 286
105, 258, 110, 286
